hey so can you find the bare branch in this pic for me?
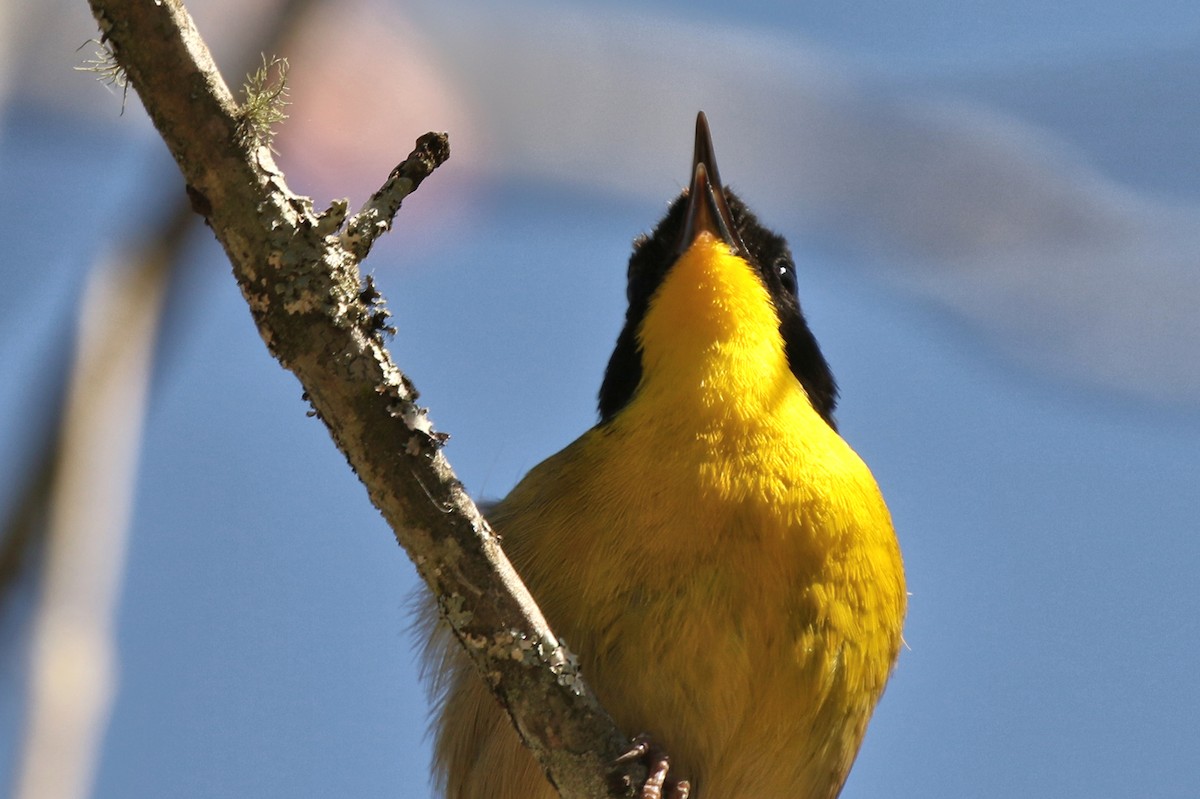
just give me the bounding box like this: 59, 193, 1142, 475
82, 0, 642, 796
340, 132, 451, 260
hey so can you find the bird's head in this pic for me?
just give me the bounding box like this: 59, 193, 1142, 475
598, 112, 839, 430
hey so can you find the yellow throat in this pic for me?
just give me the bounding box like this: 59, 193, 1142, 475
637, 231, 800, 421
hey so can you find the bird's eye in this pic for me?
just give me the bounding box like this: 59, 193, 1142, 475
775, 258, 797, 296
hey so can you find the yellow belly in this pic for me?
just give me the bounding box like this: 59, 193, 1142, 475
467, 388, 905, 798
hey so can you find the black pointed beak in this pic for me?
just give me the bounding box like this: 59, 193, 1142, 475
676, 112, 746, 258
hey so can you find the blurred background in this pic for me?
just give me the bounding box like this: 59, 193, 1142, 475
1, 0, 1198, 797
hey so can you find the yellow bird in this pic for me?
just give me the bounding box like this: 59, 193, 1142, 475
424, 113, 906, 799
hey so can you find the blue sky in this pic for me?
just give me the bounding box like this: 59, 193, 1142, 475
2, 1, 1199, 797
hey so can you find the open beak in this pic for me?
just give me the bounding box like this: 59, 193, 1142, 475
676, 111, 746, 258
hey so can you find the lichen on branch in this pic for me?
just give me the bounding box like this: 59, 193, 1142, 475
236, 54, 289, 150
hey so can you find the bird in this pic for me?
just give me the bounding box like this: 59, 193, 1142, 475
421, 112, 907, 799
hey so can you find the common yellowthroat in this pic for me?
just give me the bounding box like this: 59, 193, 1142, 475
424, 113, 906, 799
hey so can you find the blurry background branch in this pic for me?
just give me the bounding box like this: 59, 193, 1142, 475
67, 0, 641, 797
12, 222, 176, 799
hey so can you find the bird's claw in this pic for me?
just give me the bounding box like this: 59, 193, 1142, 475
611, 734, 690, 799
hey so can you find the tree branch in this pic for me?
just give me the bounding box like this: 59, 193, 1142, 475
83, 1, 640, 796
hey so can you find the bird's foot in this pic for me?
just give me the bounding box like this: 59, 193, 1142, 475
611, 734, 691, 799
